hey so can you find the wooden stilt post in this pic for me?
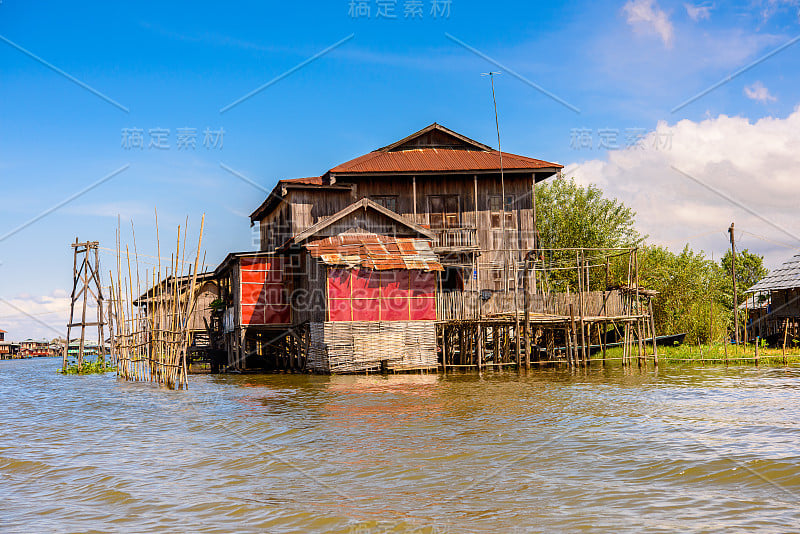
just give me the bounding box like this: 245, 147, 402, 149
649, 299, 658, 366
783, 319, 789, 365
441, 325, 448, 372
523, 254, 531, 370
564, 325, 571, 366
569, 304, 577, 367
477, 324, 484, 371
600, 322, 607, 364
755, 336, 759, 366
637, 319, 645, 368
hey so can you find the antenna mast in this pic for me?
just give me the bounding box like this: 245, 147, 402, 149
482, 72, 509, 291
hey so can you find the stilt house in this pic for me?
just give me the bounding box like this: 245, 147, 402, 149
211, 123, 564, 371
747, 253, 800, 344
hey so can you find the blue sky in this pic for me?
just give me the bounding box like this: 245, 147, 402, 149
2, 0, 800, 338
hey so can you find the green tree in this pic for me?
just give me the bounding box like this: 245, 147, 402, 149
534, 177, 742, 343
719, 249, 768, 308
536, 177, 643, 250
535, 177, 643, 292
634, 245, 729, 343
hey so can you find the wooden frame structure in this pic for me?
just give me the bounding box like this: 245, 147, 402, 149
437, 247, 659, 370
64, 239, 106, 371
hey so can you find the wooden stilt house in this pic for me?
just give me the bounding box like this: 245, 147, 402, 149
212, 122, 571, 372
248, 122, 562, 300
133, 272, 220, 359
747, 253, 800, 345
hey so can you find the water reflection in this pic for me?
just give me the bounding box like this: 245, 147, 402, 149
1, 358, 799, 533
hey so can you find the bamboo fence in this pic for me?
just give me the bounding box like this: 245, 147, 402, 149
108, 212, 205, 389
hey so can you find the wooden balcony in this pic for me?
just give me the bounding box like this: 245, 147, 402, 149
436, 290, 627, 322
432, 227, 478, 251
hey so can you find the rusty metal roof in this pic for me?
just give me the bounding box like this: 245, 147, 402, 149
305, 234, 443, 271
280, 176, 324, 185
329, 148, 562, 174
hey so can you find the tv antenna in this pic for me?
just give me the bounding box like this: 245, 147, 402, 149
482, 71, 509, 292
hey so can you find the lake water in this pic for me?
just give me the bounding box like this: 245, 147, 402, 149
2, 358, 799, 533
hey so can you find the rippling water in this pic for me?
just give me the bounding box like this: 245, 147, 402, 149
2, 358, 799, 533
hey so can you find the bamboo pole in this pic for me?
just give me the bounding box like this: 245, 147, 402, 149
649, 299, 658, 366
783, 319, 789, 365
755, 336, 759, 366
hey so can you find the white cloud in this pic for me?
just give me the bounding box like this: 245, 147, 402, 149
623, 0, 674, 48
684, 3, 713, 21
744, 81, 777, 103
568, 106, 800, 269
0, 291, 71, 341
757, 0, 800, 22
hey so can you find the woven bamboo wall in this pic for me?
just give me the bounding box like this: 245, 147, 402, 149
307, 321, 438, 373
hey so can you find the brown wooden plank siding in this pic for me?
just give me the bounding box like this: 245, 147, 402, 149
255, 171, 546, 292
259, 189, 353, 251
339, 172, 536, 291
288, 250, 328, 324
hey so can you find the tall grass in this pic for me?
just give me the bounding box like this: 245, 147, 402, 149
598, 342, 800, 365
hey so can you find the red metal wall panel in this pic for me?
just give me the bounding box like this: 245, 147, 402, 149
264, 304, 291, 324
352, 297, 380, 321
410, 297, 436, 320
327, 267, 437, 322
382, 270, 410, 299
328, 268, 351, 299
240, 256, 290, 325
328, 299, 352, 322
380, 298, 409, 321
241, 304, 264, 325
410, 271, 436, 297
351, 268, 381, 299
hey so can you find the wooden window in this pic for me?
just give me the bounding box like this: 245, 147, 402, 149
489, 195, 515, 228
371, 195, 398, 212
428, 195, 460, 229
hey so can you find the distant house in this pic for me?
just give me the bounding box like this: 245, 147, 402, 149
0, 329, 19, 359
19, 339, 53, 357
747, 253, 800, 343
66, 341, 99, 359
133, 272, 219, 334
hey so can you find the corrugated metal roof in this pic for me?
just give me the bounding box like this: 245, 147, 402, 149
280, 176, 323, 185
748, 253, 800, 292
305, 234, 443, 271
329, 148, 561, 174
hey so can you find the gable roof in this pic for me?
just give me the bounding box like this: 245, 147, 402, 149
328, 148, 561, 175
748, 254, 797, 293
250, 122, 562, 222
328, 123, 562, 176
213, 250, 278, 278
289, 197, 435, 245
133, 272, 216, 306
377, 122, 493, 152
